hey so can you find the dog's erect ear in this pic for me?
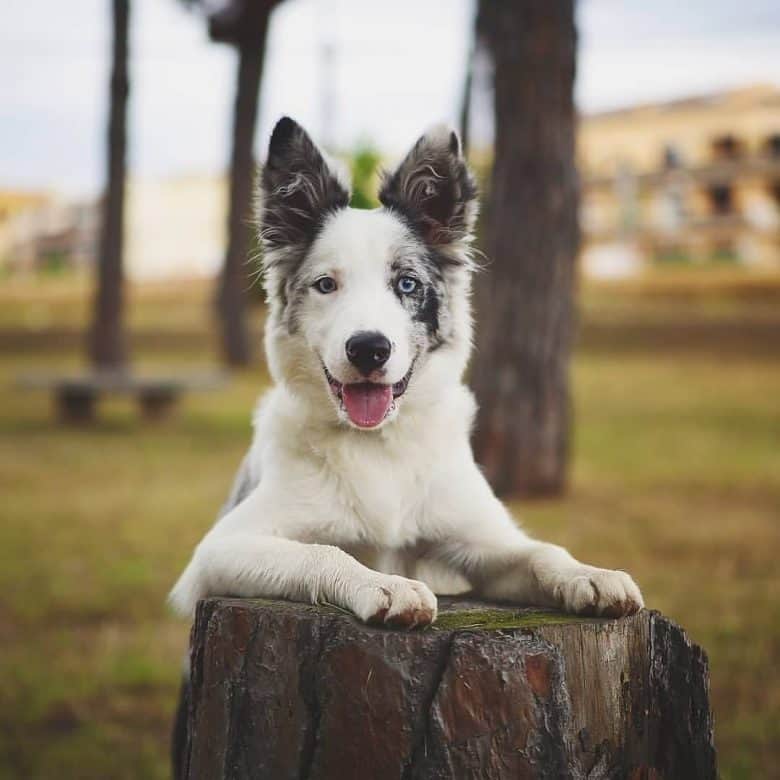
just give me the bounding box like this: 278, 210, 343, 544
259, 117, 350, 257
379, 125, 478, 252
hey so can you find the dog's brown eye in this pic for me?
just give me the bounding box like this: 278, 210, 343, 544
314, 276, 337, 294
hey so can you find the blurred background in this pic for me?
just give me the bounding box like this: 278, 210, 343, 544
1, 1, 778, 777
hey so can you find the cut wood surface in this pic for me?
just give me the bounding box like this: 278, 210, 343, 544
182, 597, 716, 780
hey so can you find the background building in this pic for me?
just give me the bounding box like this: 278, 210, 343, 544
580, 85, 780, 276
0, 191, 97, 275
0, 175, 226, 281
124, 174, 226, 280
4, 86, 780, 282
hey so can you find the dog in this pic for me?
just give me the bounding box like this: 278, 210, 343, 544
169, 116, 644, 776
169, 116, 643, 630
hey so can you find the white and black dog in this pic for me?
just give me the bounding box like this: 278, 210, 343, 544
170, 117, 643, 630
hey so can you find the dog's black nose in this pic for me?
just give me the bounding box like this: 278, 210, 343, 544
345, 332, 391, 376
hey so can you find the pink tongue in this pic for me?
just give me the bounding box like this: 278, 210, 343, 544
342, 383, 393, 428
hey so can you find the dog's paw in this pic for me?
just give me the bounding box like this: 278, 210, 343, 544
555, 568, 643, 618
352, 576, 438, 629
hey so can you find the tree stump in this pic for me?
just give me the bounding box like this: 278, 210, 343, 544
181, 597, 716, 779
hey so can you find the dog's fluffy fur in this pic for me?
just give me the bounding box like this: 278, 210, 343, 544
169, 117, 643, 628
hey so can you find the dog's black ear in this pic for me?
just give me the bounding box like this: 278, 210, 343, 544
259, 117, 350, 256
379, 125, 478, 252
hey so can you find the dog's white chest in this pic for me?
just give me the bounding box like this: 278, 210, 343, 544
320, 436, 423, 548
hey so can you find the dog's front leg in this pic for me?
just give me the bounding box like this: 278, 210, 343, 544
461, 536, 643, 618
170, 487, 437, 627
428, 464, 643, 617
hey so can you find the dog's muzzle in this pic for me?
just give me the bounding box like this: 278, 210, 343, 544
323, 362, 414, 428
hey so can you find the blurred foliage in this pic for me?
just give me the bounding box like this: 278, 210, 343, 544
349, 144, 381, 209
653, 248, 741, 266
0, 273, 779, 778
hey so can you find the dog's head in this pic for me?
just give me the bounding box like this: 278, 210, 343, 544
257, 117, 478, 430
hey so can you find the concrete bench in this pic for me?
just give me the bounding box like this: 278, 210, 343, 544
18, 370, 226, 422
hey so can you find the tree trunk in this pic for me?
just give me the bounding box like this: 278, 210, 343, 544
180, 597, 716, 780
89, 0, 129, 369
216, 19, 270, 367
458, 41, 474, 159
471, 0, 580, 497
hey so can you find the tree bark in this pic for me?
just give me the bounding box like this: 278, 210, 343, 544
471, 0, 580, 497
214, 8, 272, 367
181, 597, 716, 780
89, 0, 130, 369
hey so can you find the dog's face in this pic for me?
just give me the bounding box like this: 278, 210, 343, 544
258, 117, 477, 430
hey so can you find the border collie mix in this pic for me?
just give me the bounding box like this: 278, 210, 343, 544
170, 117, 643, 629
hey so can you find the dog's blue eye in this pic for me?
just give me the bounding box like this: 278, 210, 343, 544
397, 276, 418, 295
314, 276, 337, 294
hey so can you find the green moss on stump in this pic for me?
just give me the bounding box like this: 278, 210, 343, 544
430, 608, 592, 632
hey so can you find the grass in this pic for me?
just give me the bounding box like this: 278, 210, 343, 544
1, 272, 779, 778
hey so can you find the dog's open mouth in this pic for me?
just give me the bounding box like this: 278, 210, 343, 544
324, 364, 413, 428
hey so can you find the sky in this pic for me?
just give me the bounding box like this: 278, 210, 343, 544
0, 0, 779, 197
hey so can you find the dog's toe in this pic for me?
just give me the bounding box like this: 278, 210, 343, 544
591, 569, 643, 617
355, 585, 392, 625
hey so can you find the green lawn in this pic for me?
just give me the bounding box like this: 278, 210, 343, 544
1, 275, 779, 779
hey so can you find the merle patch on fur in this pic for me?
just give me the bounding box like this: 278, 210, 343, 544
417, 283, 443, 345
